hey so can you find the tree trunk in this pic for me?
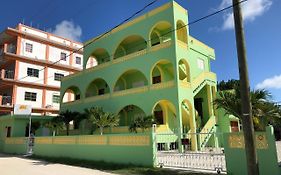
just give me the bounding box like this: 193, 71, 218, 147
100, 127, 103, 135
66, 124, 70, 136
53, 130, 55, 136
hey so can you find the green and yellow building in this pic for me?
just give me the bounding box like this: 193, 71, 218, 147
59, 1, 226, 151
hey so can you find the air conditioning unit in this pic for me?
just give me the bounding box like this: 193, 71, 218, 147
45, 105, 53, 109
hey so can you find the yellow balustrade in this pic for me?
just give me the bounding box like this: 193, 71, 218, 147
85, 61, 111, 72
109, 135, 150, 146
199, 116, 216, 148
113, 86, 149, 97
150, 40, 171, 52
150, 81, 175, 90
5, 137, 26, 144
35, 137, 52, 144
53, 137, 76, 144
84, 94, 110, 103
77, 135, 107, 145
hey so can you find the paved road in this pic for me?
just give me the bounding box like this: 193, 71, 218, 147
0, 154, 116, 175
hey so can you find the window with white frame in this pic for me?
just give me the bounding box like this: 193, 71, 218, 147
60, 52, 67, 61
197, 58, 205, 70
52, 94, 60, 103
24, 92, 37, 101
54, 73, 64, 81
25, 43, 33, 53
27, 68, 39, 78
75, 56, 81, 65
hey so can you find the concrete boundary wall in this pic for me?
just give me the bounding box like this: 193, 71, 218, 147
32, 132, 155, 167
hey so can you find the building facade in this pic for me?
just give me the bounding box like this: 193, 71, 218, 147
0, 23, 83, 116
60, 2, 219, 151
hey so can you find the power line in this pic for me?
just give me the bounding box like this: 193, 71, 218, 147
0, 0, 161, 90
0, 0, 248, 91
0, 0, 247, 90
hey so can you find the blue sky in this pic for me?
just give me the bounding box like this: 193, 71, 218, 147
0, 0, 280, 102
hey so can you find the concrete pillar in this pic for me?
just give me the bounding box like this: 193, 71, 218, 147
176, 106, 184, 153
189, 104, 198, 151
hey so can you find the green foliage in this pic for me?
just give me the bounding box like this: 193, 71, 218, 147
85, 107, 120, 135
129, 115, 155, 133
44, 117, 64, 136
215, 86, 281, 131
217, 79, 240, 91
58, 110, 80, 135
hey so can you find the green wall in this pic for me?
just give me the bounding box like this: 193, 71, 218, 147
33, 132, 155, 167
223, 126, 280, 175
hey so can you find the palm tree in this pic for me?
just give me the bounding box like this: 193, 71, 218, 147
85, 107, 119, 135
129, 115, 155, 133
214, 86, 281, 131
44, 117, 64, 136
58, 110, 80, 135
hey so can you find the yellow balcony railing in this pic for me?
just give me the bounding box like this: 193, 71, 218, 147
150, 80, 175, 90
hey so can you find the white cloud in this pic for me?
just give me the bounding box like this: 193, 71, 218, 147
256, 75, 281, 89
52, 20, 82, 41
218, 0, 272, 30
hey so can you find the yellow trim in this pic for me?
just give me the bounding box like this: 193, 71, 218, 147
5, 137, 26, 144
228, 134, 245, 149
179, 81, 191, 88
84, 94, 110, 103
109, 135, 150, 146
78, 135, 106, 145
84, 61, 111, 73
150, 40, 171, 52
148, 3, 172, 17
85, 2, 172, 45
53, 137, 76, 144
35, 137, 52, 144
173, 1, 187, 15
150, 81, 175, 90
64, 41, 171, 82
113, 86, 149, 97
112, 15, 146, 34
189, 36, 214, 54
177, 40, 188, 49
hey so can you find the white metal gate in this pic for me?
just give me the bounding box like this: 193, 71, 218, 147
155, 132, 227, 173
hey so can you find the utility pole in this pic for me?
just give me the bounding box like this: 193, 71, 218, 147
232, 0, 259, 175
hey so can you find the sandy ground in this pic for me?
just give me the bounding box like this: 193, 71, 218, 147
0, 154, 117, 175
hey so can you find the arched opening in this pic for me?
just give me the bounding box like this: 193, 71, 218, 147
85, 78, 110, 97
150, 21, 172, 47
152, 100, 176, 127
114, 69, 148, 91
113, 35, 147, 59
118, 105, 146, 126
86, 48, 110, 69
62, 86, 81, 103
176, 20, 188, 44
178, 59, 190, 82
151, 60, 174, 84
